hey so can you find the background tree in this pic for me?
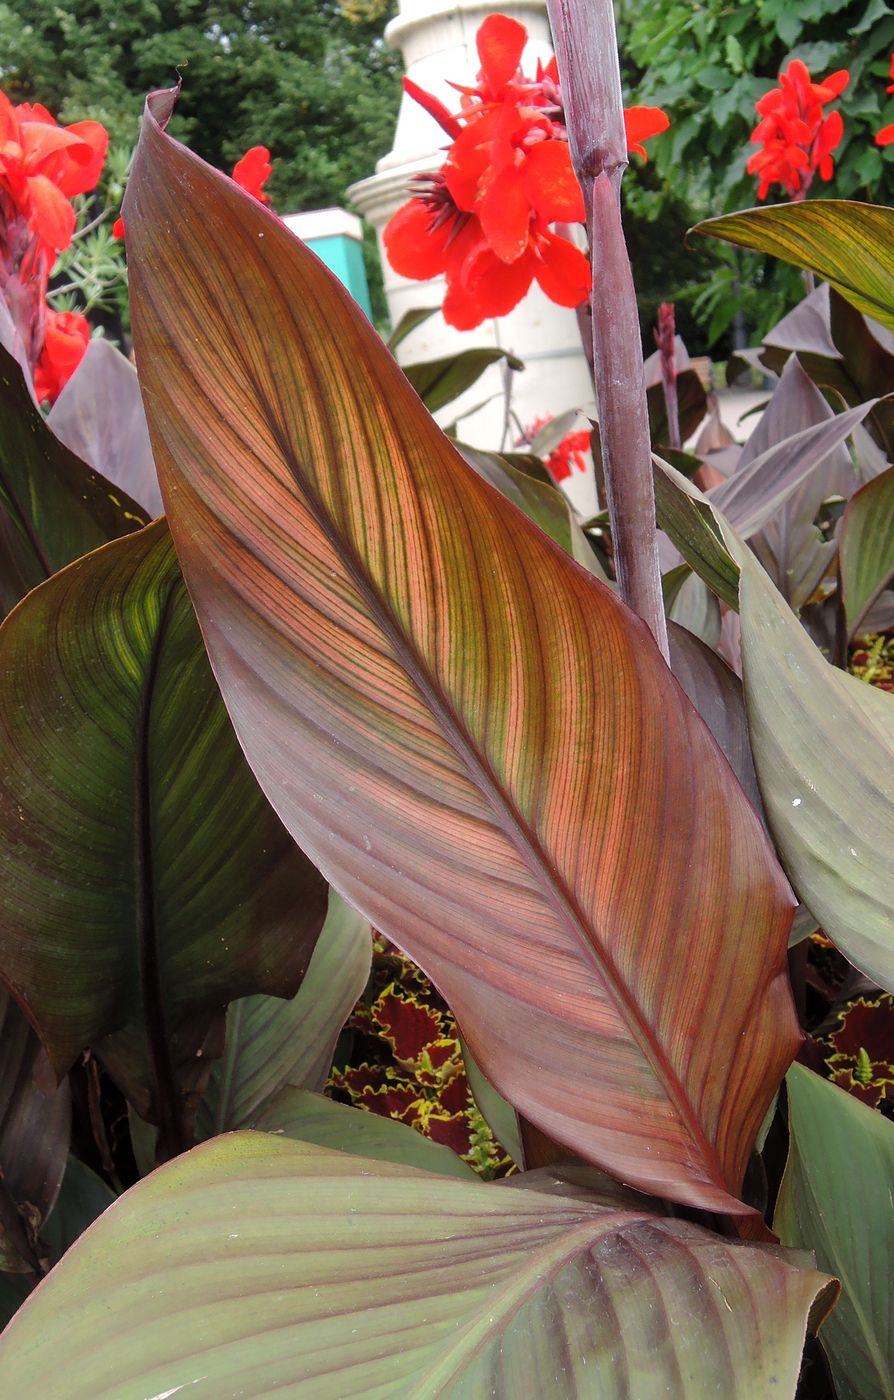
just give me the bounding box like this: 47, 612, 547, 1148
0, 0, 402, 318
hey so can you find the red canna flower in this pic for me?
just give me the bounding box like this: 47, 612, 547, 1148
518, 416, 591, 484
384, 12, 668, 330
32, 305, 90, 403
747, 59, 849, 200
624, 107, 671, 160
875, 53, 894, 146
0, 92, 108, 257
231, 145, 272, 204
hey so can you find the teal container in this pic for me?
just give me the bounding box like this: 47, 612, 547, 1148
281, 207, 373, 320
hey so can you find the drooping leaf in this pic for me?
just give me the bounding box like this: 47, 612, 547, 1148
744, 355, 854, 611
252, 1088, 476, 1178
48, 338, 163, 518
667, 479, 894, 994
385, 305, 438, 353
667, 622, 762, 816
123, 89, 799, 1214
403, 347, 523, 414
709, 397, 875, 541
839, 467, 894, 636
0, 990, 70, 1274
667, 570, 721, 648
775, 1064, 894, 1400
730, 532, 894, 994
0, 1134, 836, 1398
692, 201, 894, 330
0, 340, 147, 618
524, 408, 582, 461
196, 892, 371, 1137
0, 519, 328, 1153
654, 456, 741, 608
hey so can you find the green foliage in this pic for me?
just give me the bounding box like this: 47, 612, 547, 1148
0, 0, 401, 215
619, 0, 894, 345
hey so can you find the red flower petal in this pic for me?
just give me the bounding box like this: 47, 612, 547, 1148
232, 146, 272, 204
624, 106, 670, 161
442, 242, 533, 329
384, 198, 452, 280
877, 122, 894, 147
532, 228, 591, 308
461, 241, 535, 317
403, 76, 461, 139
479, 162, 531, 263
0, 91, 19, 145
522, 139, 585, 223
112, 214, 125, 239
19, 118, 89, 173
52, 120, 108, 196
33, 307, 89, 404
476, 13, 527, 96
24, 172, 76, 253
817, 69, 850, 100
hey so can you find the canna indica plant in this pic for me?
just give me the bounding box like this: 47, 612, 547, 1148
0, 1, 892, 1397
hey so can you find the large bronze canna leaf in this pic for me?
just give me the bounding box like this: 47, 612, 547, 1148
0, 520, 328, 1154
0, 1136, 835, 1399
123, 89, 798, 1214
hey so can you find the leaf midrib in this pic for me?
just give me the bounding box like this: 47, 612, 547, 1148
255, 408, 726, 1195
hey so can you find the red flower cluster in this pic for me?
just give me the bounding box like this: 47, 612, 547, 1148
0, 91, 108, 399
748, 59, 849, 201
876, 53, 894, 147
384, 14, 668, 329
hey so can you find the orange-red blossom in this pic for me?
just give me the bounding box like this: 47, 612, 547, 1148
384, 13, 668, 330
747, 59, 849, 200
0, 91, 108, 400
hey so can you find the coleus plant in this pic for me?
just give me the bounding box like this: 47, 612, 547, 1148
0, 3, 892, 1398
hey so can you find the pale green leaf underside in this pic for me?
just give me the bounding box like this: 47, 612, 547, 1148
660, 472, 894, 993
197, 892, 371, 1136
775, 1064, 894, 1400
0, 1135, 833, 1400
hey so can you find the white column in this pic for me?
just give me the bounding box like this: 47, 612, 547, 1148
348, 0, 596, 470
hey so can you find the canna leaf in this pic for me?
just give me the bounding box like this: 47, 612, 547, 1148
252, 1089, 476, 1178
691, 201, 894, 331
0, 520, 328, 1153
403, 347, 523, 414
838, 467, 894, 637
0, 1134, 836, 1398
196, 892, 371, 1136
658, 475, 894, 994
0, 340, 147, 618
122, 89, 799, 1214
775, 1064, 894, 1400
48, 338, 163, 518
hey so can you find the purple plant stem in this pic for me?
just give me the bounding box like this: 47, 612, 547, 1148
547, 0, 669, 660
655, 302, 681, 452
